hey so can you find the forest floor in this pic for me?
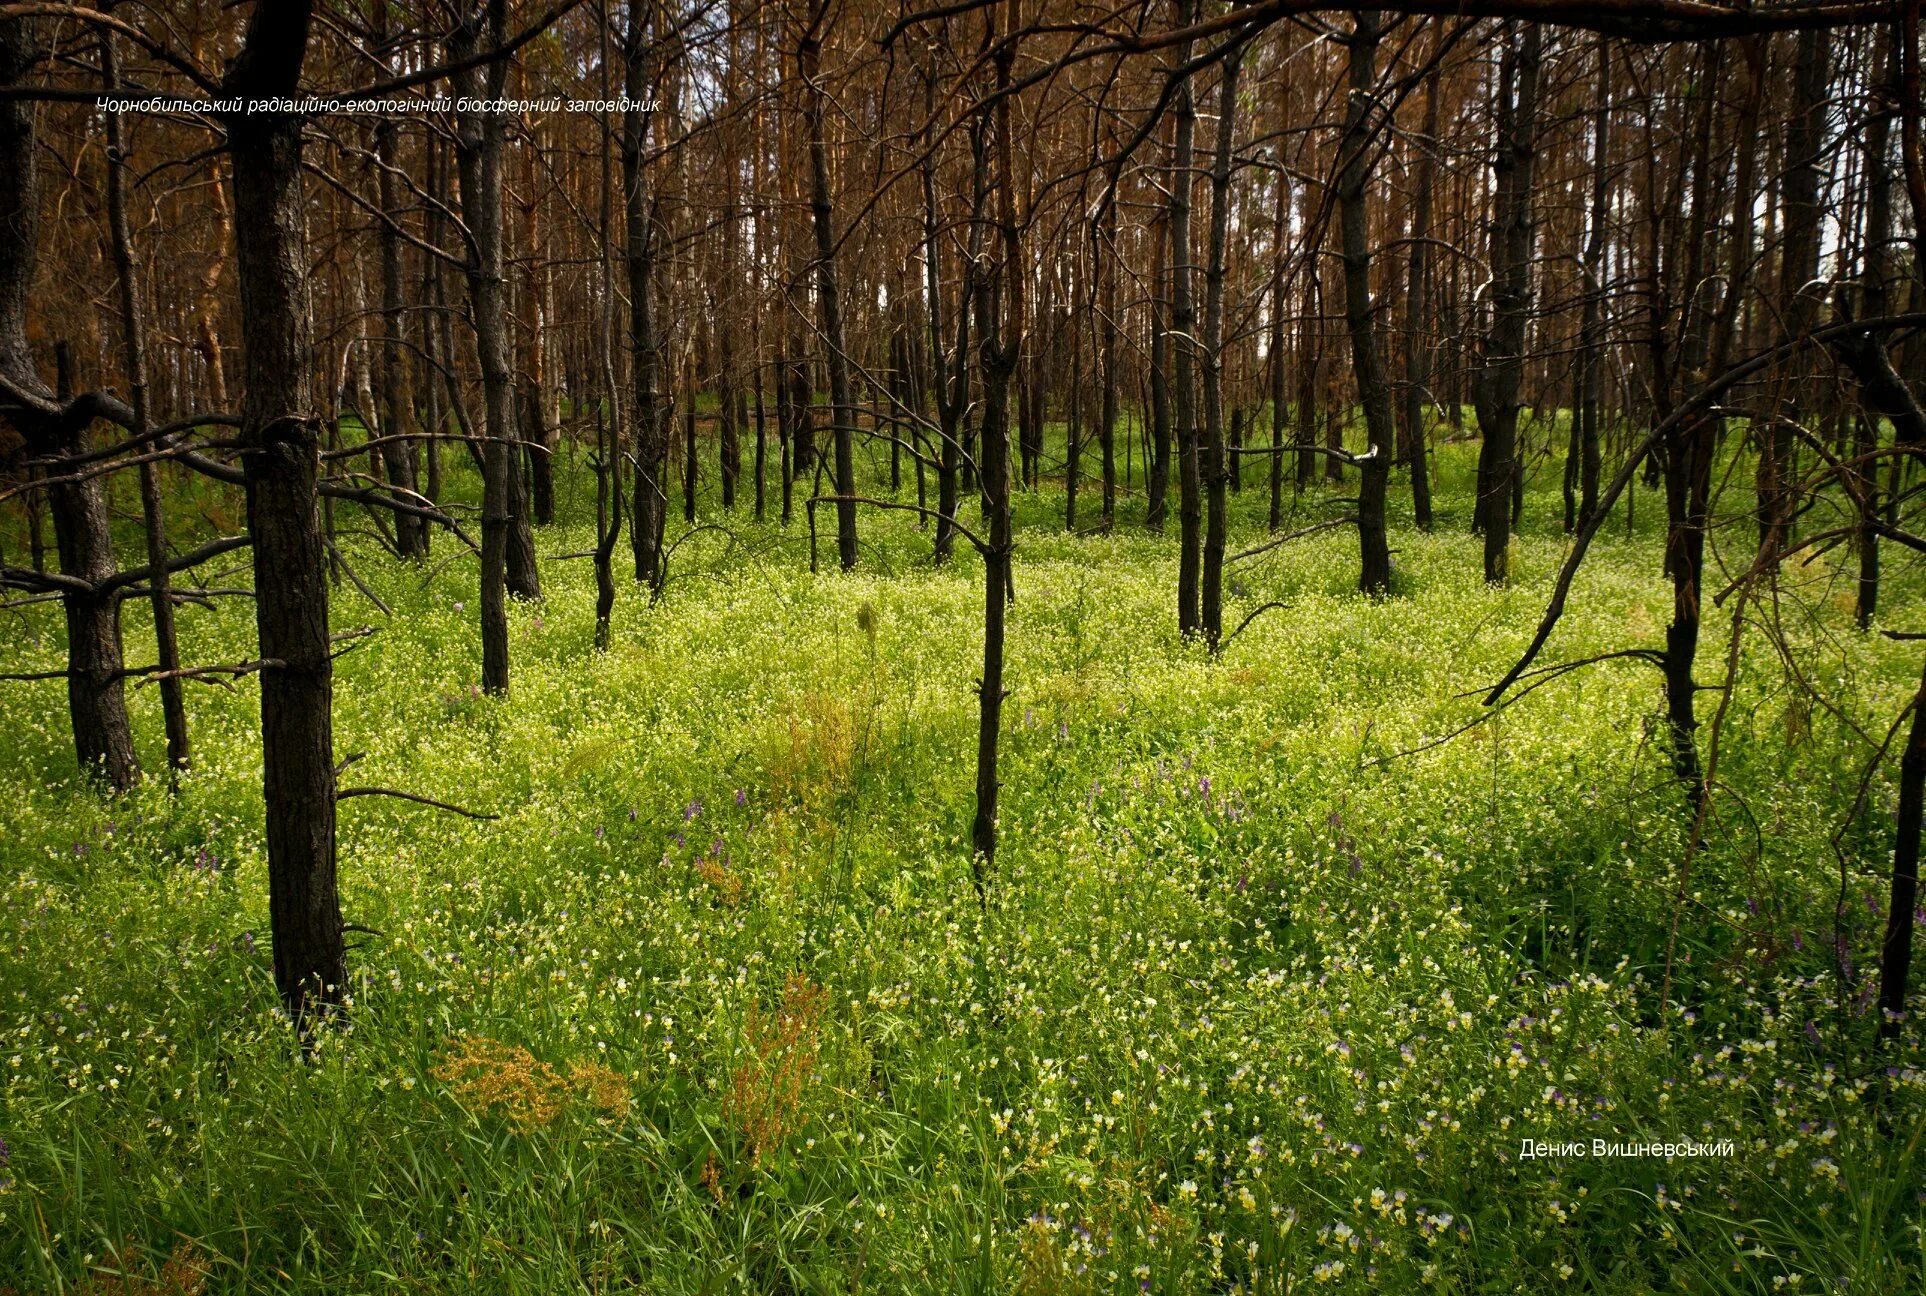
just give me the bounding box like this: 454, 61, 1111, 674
1, 436, 1923, 1293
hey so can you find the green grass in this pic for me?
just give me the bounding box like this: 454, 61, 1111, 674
0, 423, 1922, 1293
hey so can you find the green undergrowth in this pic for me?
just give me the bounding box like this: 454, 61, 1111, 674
0, 435, 1921, 1293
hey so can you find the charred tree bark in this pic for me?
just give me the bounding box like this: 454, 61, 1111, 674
1147, 198, 1173, 531
1295, 246, 1320, 490
1338, 11, 1395, 596
1400, 57, 1440, 533
924, 71, 973, 566
222, 0, 346, 1022
1065, 309, 1082, 530
1201, 40, 1244, 647
0, 18, 139, 791
753, 361, 768, 521
1172, 0, 1202, 635
682, 367, 698, 523
718, 179, 742, 514
1098, 164, 1120, 526
1471, 21, 1542, 585
970, 20, 1018, 892
1267, 181, 1287, 532
1021, 280, 1047, 491
623, 10, 666, 590
373, 4, 427, 560
1761, 26, 1831, 555
1230, 407, 1245, 492
421, 139, 447, 504
1570, 36, 1610, 536
100, 29, 187, 773
453, 0, 528, 695
1880, 652, 1926, 1043
47, 366, 140, 791
1854, 31, 1895, 628
592, 13, 622, 650
800, 4, 858, 571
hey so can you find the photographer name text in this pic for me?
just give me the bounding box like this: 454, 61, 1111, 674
1521, 1137, 1735, 1159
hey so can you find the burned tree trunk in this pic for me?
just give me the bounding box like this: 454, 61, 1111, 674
1295, 240, 1320, 491
682, 362, 698, 523
624, 10, 667, 590
44, 370, 140, 792
1147, 198, 1173, 531
1570, 36, 1610, 536
0, 17, 139, 791
1760, 26, 1831, 556
100, 29, 187, 774
1097, 164, 1120, 527
800, 4, 859, 571
592, 14, 622, 651
221, 0, 346, 1021
1022, 278, 1048, 492
1400, 57, 1440, 533
1268, 206, 1287, 531
1201, 40, 1244, 647
1646, 55, 1719, 800
1472, 21, 1542, 585
924, 67, 972, 566
1879, 652, 1926, 1042
1064, 306, 1082, 530
970, 21, 1018, 891
373, 4, 427, 560
452, 0, 533, 693
1172, 0, 1202, 634
1338, 11, 1395, 596
754, 362, 768, 521
1850, 30, 1903, 627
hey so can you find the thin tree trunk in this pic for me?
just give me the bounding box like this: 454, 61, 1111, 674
1268, 235, 1286, 530
1856, 30, 1897, 627
754, 361, 768, 521
1573, 35, 1610, 535
1202, 40, 1243, 647
1761, 26, 1831, 555
101, 29, 187, 774
800, 5, 858, 571
452, 0, 521, 693
1401, 58, 1440, 532
1173, 0, 1202, 634
1065, 311, 1082, 531
422, 141, 445, 505
971, 21, 1018, 891
683, 362, 698, 522
593, 10, 622, 649
1339, 11, 1395, 596
925, 69, 972, 565
624, 10, 667, 590
1472, 21, 1542, 585
374, 3, 427, 560
1098, 163, 1119, 526
1295, 249, 1319, 489
1147, 198, 1173, 531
